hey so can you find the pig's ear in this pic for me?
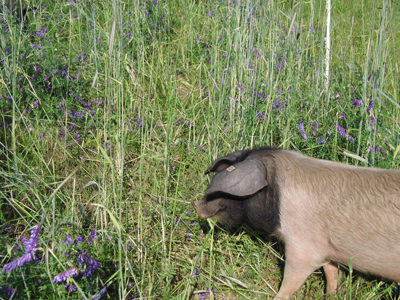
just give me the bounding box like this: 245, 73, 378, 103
205, 159, 267, 197
205, 150, 249, 174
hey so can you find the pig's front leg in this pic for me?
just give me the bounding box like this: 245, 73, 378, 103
323, 262, 338, 294
273, 262, 316, 299
273, 245, 324, 300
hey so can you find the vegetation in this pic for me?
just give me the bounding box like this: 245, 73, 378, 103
1, 0, 400, 299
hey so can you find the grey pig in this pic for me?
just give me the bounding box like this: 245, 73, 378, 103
192, 146, 400, 299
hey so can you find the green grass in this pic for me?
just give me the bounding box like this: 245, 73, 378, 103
1, 0, 400, 299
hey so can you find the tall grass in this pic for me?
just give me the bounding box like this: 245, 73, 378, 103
1, 0, 400, 299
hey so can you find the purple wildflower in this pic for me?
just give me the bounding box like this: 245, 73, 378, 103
65, 283, 77, 292
368, 146, 374, 152
334, 123, 355, 142
367, 101, 374, 114
20, 236, 27, 246
32, 44, 44, 49
73, 110, 84, 118
297, 120, 307, 140
89, 287, 107, 300
253, 89, 264, 99
2, 252, 36, 274
257, 112, 265, 119
316, 133, 330, 145
192, 269, 202, 278
272, 99, 282, 110
67, 123, 76, 132
375, 146, 384, 154
277, 85, 281, 96
53, 267, 79, 283
156, 198, 165, 204
277, 58, 285, 70
370, 115, 376, 124
87, 229, 97, 244
38, 132, 45, 141
207, 10, 214, 16
2, 285, 16, 296
185, 234, 192, 241
77, 250, 100, 277
253, 47, 261, 58
82, 258, 100, 277
339, 113, 346, 119
4, 226, 13, 234
125, 241, 132, 251
34, 30, 45, 38
200, 145, 206, 152
199, 293, 207, 300
24, 224, 40, 254
135, 118, 143, 128
352, 99, 363, 107
313, 121, 319, 136
33, 100, 39, 109
71, 70, 81, 80
75, 133, 82, 143
75, 236, 83, 243
74, 132, 82, 144
61, 69, 68, 79
236, 83, 244, 92
311, 25, 315, 33
198, 290, 216, 300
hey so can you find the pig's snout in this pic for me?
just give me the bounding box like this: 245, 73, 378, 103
192, 200, 208, 218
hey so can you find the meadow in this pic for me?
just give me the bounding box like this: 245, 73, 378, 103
1, 0, 400, 299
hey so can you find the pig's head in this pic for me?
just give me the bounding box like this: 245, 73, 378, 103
193, 149, 280, 234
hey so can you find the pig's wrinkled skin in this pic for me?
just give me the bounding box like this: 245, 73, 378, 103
192, 147, 400, 299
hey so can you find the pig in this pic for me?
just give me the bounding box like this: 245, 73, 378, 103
192, 146, 400, 299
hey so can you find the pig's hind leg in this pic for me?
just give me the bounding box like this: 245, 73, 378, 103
323, 262, 339, 294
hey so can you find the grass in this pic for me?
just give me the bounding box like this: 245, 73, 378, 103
1, 0, 400, 299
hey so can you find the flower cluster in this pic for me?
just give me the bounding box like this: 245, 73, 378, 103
51, 230, 101, 293
52, 247, 101, 287
334, 122, 355, 142
53, 267, 79, 283
2, 224, 40, 274
197, 289, 217, 300
297, 120, 307, 141
1, 224, 105, 298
